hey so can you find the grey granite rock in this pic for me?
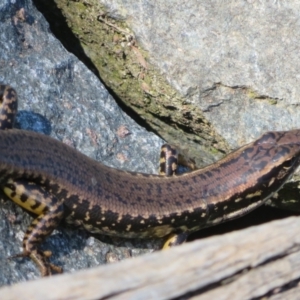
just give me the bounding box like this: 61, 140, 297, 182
100, 0, 300, 147
1, 0, 300, 289
0, 0, 163, 286
97, 0, 300, 211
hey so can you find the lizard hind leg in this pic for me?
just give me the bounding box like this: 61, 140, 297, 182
4, 179, 65, 276
163, 232, 189, 249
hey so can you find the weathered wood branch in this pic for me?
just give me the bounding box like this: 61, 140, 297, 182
1, 216, 300, 300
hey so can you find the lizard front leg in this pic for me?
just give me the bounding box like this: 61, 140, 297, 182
3, 179, 64, 276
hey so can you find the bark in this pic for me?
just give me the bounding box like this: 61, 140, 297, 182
1, 216, 300, 300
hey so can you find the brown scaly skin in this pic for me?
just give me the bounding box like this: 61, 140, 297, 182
1, 84, 300, 276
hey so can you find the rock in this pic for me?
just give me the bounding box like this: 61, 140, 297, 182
99, 1, 300, 147
0, 0, 163, 285
34, 0, 300, 165
33, 0, 231, 166
33, 0, 300, 212
1, 1, 300, 297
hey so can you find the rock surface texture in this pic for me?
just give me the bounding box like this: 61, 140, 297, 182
0, 0, 162, 285
100, 0, 300, 145
33, 1, 300, 210
1, 0, 300, 298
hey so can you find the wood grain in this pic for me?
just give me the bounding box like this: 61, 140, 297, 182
1, 216, 300, 300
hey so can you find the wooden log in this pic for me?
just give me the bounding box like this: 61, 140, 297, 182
1, 216, 300, 300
